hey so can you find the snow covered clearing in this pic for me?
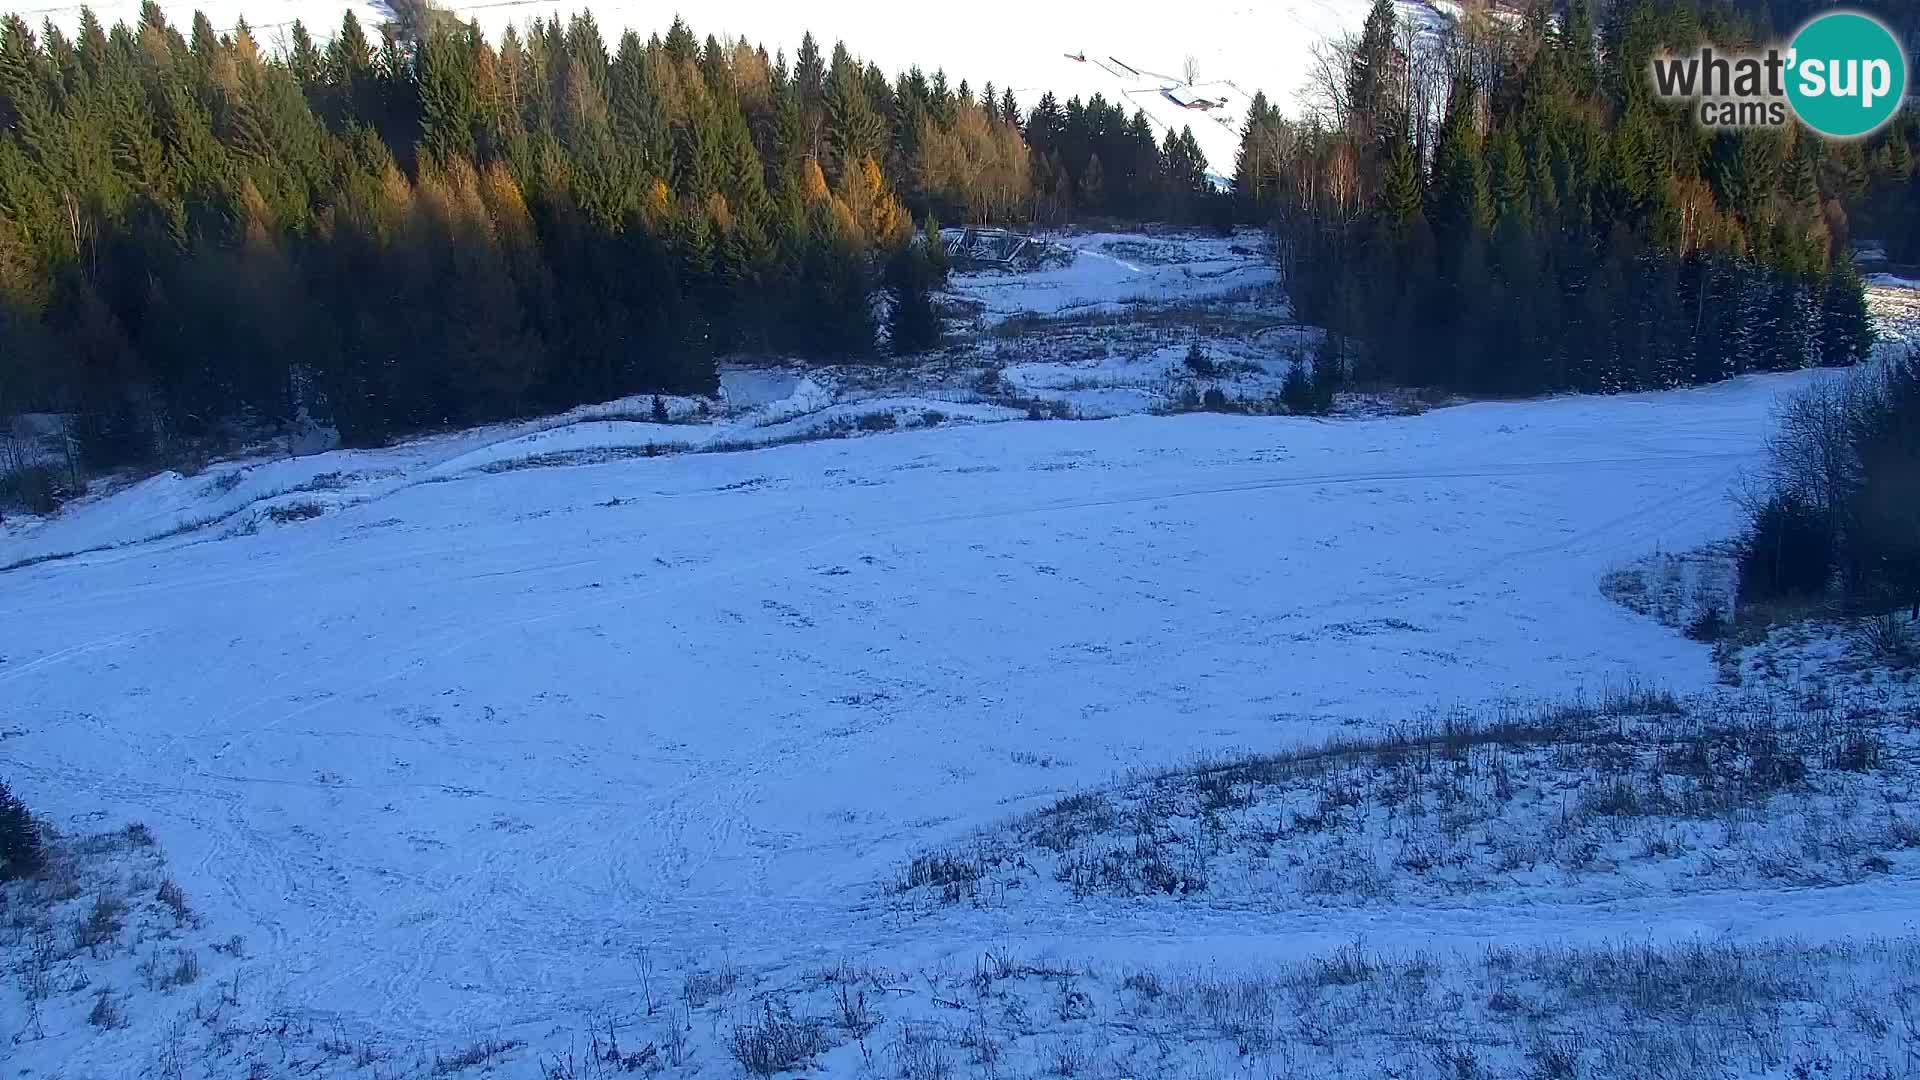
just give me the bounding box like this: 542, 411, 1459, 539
944, 231, 1278, 325
0, 229, 1288, 567
5, 234, 1920, 1077
0, 376, 1027, 569
9, 351, 1915, 1077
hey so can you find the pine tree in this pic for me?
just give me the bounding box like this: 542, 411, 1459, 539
0, 780, 42, 880
325, 10, 376, 126
1232, 91, 1286, 221
1079, 152, 1105, 211
921, 213, 948, 280
661, 16, 697, 66
417, 26, 478, 160
1561, 0, 1597, 94
823, 60, 884, 185
1280, 360, 1315, 413
288, 21, 321, 95
1310, 331, 1343, 412
1490, 126, 1530, 230
1161, 126, 1209, 218
794, 31, 823, 106
1429, 73, 1492, 251
1347, 0, 1399, 145
1818, 260, 1875, 367
75, 6, 107, 84
886, 233, 939, 354
1378, 135, 1425, 243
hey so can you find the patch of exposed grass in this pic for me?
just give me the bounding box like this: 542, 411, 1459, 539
894, 688, 1915, 909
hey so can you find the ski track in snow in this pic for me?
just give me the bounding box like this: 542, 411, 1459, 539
7, 369, 1909, 1072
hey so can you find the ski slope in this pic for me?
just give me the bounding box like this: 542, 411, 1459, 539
31, 0, 1447, 178
4, 365, 1885, 1075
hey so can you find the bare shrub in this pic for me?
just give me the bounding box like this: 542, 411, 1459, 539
898, 847, 990, 901
684, 965, 738, 1008
88, 987, 125, 1028
139, 946, 201, 992
729, 1001, 829, 1075
891, 1021, 953, 1080
267, 501, 326, 523
71, 889, 125, 953
1048, 1037, 1088, 1076
432, 1037, 522, 1074
1311, 939, 1375, 986
835, 983, 877, 1036
1855, 614, 1918, 665
156, 877, 193, 926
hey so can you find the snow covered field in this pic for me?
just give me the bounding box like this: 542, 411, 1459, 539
7, 242, 1920, 1076
0, 229, 1287, 568
947, 232, 1278, 325
11, 358, 1915, 1077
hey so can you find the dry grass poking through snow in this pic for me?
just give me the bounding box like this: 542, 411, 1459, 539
1600, 544, 1738, 644
894, 686, 1920, 910
1, 821, 211, 1038
700, 935, 1920, 1080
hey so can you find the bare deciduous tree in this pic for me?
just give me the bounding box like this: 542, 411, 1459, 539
1301, 37, 1353, 131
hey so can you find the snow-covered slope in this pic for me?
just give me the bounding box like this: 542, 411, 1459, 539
949, 230, 1277, 321
0, 229, 1284, 568
4, 365, 1879, 1076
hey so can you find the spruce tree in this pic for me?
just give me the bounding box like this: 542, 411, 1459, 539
886, 235, 939, 354
0, 780, 41, 880
1429, 73, 1491, 251
608, 33, 663, 175
1347, 0, 1399, 145
794, 32, 823, 105
1818, 260, 1875, 367
1490, 126, 1530, 230
1378, 135, 1425, 243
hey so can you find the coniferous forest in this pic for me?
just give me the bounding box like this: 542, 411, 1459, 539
1237, 0, 1916, 397
0, 1, 1221, 464
0, 0, 1916, 473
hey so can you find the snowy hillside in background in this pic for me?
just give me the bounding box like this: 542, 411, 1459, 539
32, 0, 1453, 176
0, 230, 1286, 567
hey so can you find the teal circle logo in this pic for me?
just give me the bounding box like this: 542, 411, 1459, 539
1786, 12, 1908, 138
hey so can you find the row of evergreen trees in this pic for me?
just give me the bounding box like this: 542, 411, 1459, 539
0, 3, 1225, 463
6, 0, 1914, 471
1229, 0, 1910, 397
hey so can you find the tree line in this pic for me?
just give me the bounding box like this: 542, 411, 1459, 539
1229, 0, 1912, 398
1737, 348, 1919, 632
0, 3, 1227, 469
5, 0, 1915, 485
